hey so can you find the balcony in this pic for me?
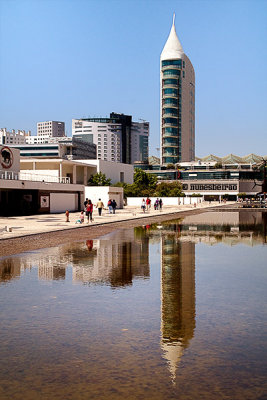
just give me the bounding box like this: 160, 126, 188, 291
162, 142, 178, 148
163, 111, 178, 118
162, 93, 178, 99
162, 151, 178, 157
0, 171, 70, 184
162, 122, 178, 129
161, 65, 181, 71
162, 83, 179, 89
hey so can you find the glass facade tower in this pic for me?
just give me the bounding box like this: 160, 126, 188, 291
160, 15, 195, 164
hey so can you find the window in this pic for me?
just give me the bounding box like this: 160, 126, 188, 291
163, 117, 178, 126
164, 98, 178, 105
163, 69, 180, 77
163, 108, 177, 115
163, 78, 178, 85
162, 59, 182, 67
164, 88, 178, 95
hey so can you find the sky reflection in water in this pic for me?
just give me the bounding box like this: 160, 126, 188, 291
0, 211, 266, 400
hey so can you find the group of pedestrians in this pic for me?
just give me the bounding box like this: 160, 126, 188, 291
141, 197, 163, 212
107, 199, 117, 214
76, 197, 117, 224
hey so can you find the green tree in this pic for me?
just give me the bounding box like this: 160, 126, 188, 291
87, 172, 111, 186
155, 181, 183, 197
133, 169, 158, 195
112, 170, 158, 197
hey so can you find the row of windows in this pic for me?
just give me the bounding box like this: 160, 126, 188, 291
163, 78, 179, 86
164, 127, 178, 134
163, 69, 180, 77
163, 88, 178, 95
162, 137, 178, 146
162, 59, 182, 67
162, 147, 178, 156
38, 122, 52, 126
163, 107, 178, 115
163, 117, 178, 125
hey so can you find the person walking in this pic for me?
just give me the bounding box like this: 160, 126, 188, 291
141, 198, 146, 213
96, 198, 104, 216
84, 198, 88, 210
159, 198, 163, 211
107, 199, 113, 214
111, 199, 117, 214
86, 200, 93, 223
146, 197, 151, 211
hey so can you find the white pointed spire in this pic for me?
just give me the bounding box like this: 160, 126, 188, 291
161, 13, 184, 61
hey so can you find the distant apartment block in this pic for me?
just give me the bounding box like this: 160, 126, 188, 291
37, 121, 65, 137
0, 128, 30, 145
72, 113, 149, 164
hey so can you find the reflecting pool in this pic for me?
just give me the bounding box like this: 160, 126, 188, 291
0, 211, 267, 399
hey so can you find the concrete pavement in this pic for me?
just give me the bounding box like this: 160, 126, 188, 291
0, 202, 231, 240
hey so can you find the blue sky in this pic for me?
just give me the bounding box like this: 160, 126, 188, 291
0, 0, 266, 158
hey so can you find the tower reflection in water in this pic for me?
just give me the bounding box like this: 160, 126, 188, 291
160, 228, 195, 382
1, 211, 266, 384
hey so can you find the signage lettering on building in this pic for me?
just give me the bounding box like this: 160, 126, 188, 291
182, 183, 238, 191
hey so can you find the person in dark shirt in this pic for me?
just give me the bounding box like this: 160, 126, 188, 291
111, 199, 117, 214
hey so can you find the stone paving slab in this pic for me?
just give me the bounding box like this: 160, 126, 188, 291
0, 202, 230, 240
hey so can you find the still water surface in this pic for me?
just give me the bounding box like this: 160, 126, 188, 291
0, 211, 266, 400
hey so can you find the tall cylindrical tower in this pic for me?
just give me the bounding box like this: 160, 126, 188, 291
160, 15, 195, 165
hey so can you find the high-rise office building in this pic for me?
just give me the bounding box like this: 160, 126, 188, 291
37, 121, 65, 138
160, 15, 195, 164
72, 113, 149, 164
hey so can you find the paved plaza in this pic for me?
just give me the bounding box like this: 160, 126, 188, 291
0, 202, 228, 240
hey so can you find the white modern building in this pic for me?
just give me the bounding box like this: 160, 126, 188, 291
72, 118, 121, 163
160, 14, 195, 164
72, 113, 149, 164
77, 159, 134, 184
37, 121, 65, 138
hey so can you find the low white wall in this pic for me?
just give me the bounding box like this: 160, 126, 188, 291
84, 186, 124, 209
126, 196, 203, 206
50, 193, 77, 213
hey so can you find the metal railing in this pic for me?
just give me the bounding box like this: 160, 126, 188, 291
0, 171, 70, 184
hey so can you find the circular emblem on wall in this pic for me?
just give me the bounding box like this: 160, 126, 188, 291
1, 146, 13, 169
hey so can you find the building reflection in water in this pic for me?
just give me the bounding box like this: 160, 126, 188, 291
70, 229, 150, 287
0, 211, 266, 384
0, 228, 150, 288
160, 227, 196, 382
0, 258, 21, 283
